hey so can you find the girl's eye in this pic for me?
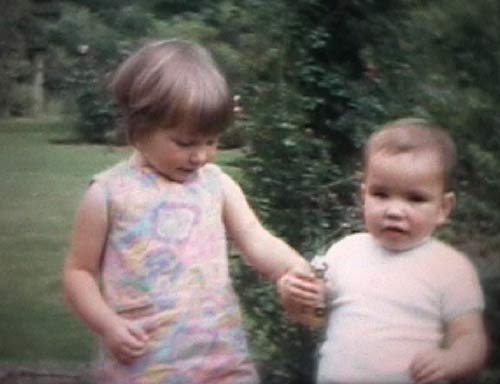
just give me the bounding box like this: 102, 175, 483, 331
174, 139, 195, 147
171, 134, 218, 148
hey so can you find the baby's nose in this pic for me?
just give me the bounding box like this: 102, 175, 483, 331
385, 201, 406, 218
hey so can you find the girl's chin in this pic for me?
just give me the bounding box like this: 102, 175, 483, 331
159, 170, 195, 183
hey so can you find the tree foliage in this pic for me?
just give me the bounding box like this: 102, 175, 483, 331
0, 0, 55, 116
232, 0, 500, 381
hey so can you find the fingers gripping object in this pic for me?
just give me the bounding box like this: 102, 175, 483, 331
311, 259, 328, 278
311, 256, 328, 318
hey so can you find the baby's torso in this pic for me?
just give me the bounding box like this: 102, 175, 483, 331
318, 233, 482, 384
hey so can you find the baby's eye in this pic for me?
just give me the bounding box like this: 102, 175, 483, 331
407, 193, 428, 203
371, 190, 388, 199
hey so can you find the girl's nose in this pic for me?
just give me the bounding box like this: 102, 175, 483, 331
190, 147, 209, 165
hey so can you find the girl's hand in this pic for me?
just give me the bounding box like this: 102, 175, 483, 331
278, 267, 324, 308
278, 267, 327, 328
102, 316, 159, 365
409, 348, 454, 383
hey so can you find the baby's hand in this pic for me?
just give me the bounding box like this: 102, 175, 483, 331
409, 348, 455, 383
102, 316, 159, 365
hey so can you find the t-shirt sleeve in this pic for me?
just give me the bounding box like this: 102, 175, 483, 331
441, 255, 485, 321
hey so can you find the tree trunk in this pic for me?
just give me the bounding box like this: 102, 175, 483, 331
32, 53, 45, 116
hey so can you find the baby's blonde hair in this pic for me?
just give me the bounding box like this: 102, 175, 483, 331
363, 118, 457, 191
111, 39, 233, 143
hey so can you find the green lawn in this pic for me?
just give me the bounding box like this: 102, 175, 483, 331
0, 118, 243, 363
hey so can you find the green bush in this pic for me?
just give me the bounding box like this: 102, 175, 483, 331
74, 84, 116, 143
10, 83, 34, 116
219, 120, 246, 149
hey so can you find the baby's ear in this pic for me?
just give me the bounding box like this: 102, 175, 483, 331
359, 183, 366, 205
438, 191, 456, 225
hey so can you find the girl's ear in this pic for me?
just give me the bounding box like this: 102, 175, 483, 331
438, 191, 456, 225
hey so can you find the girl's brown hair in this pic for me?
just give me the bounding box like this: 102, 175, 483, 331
111, 39, 233, 143
363, 118, 457, 191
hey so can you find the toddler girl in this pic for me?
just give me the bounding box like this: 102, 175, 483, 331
63, 39, 318, 384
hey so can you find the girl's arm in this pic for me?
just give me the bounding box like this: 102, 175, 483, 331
63, 182, 118, 335
63, 183, 151, 363
221, 172, 312, 281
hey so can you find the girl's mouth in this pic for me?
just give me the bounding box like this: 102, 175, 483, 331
179, 167, 196, 174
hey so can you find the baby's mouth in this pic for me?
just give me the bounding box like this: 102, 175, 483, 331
383, 226, 407, 234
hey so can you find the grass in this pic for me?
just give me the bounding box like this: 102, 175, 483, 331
0, 118, 243, 363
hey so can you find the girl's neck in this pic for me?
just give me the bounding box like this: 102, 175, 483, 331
131, 150, 149, 168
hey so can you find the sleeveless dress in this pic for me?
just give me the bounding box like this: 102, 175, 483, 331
92, 154, 258, 384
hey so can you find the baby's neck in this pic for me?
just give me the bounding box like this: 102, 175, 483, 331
379, 236, 432, 255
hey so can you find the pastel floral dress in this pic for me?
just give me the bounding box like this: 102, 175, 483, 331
92, 155, 258, 384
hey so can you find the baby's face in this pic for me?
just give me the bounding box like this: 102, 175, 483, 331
361, 151, 454, 252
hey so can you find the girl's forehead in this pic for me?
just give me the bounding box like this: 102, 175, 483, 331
167, 125, 218, 139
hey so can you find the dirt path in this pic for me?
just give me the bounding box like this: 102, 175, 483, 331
0, 362, 91, 384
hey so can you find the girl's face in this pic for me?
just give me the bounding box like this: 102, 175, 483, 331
361, 151, 455, 252
135, 126, 219, 183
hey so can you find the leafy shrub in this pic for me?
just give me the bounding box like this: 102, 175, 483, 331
9, 83, 33, 116
74, 84, 116, 143
219, 120, 246, 149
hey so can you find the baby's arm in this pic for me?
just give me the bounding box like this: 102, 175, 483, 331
221, 173, 315, 283
63, 183, 155, 364
409, 310, 488, 383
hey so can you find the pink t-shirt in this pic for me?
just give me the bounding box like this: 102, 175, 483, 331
317, 233, 484, 384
